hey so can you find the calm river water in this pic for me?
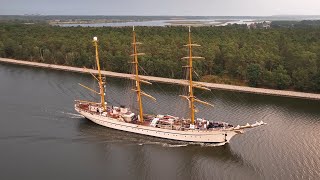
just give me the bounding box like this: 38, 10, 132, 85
0, 64, 319, 180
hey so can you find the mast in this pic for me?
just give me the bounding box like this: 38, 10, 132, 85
132, 27, 144, 122
93, 37, 106, 111
188, 27, 196, 125
130, 27, 156, 123
181, 27, 214, 125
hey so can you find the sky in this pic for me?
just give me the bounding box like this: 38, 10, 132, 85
1, 0, 320, 16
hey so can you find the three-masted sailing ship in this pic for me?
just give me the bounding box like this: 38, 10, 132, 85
74, 27, 265, 143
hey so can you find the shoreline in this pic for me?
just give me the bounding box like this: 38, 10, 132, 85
1, 57, 319, 101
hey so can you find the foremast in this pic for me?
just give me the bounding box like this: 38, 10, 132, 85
93, 37, 106, 111
181, 27, 214, 125
131, 27, 156, 122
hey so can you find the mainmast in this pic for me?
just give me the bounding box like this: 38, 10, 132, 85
93, 37, 106, 111
130, 27, 156, 122
187, 27, 196, 125
181, 27, 214, 125
131, 27, 144, 122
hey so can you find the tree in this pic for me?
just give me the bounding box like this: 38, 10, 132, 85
292, 68, 311, 91
273, 65, 291, 89
247, 63, 261, 87
0, 41, 4, 57
261, 70, 274, 88
311, 72, 320, 92
3, 39, 17, 58
220, 42, 238, 76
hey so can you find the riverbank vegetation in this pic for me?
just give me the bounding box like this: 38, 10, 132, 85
0, 22, 320, 93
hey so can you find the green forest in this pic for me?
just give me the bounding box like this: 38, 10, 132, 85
0, 22, 320, 93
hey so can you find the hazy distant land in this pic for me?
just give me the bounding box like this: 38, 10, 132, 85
1, 15, 320, 27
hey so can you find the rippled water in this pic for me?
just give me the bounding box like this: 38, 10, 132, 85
0, 64, 320, 180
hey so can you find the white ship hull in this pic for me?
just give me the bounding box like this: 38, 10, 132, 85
75, 107, 240, 143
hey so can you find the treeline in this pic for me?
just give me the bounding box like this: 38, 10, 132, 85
0, 23, 320, 93
271, 20, 320, 28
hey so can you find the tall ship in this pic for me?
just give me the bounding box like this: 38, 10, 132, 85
74, 27, 265, 143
